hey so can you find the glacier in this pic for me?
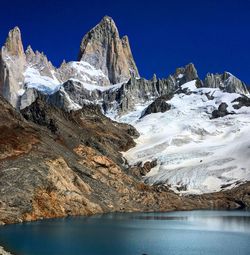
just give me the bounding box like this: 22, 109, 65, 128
123, 80, 250, 194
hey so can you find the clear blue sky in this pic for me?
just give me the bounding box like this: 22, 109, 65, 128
1, 0, 250, 84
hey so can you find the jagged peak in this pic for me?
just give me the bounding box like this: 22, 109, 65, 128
174, 63, 198, 78
87, 15, 119, 38
3, 26, 24, 57
59, 59, 67, 68
203, 70, 248, 95
205, 71, 238, 80
25, 45, 35, 57
182, 62, 197, 74
101, 15, 116, 24
78, 16, 139, 84
151, 73, 157, 82
224, 71, 238, 79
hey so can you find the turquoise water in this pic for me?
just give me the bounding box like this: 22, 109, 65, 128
0, 210, 250, 255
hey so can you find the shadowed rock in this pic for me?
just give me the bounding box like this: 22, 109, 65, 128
232, 96, 250, 109
140, 94, 173, 118
212, 102, 231, 118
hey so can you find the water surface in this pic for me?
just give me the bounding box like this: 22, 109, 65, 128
0, 210, 250, 255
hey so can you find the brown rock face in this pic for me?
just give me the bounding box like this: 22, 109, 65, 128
78, 16, 139, 84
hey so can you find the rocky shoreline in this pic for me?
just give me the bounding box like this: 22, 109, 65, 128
0, 246, 12, 255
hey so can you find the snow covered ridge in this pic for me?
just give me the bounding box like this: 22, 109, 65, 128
23, 66, 61, 95
22, 61, 112, 94
19, 60, 126, 110
123, 80, 250, 195
22, 63, 123, 95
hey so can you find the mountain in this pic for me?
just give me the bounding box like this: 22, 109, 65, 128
1, 17, 248, 113
124, 81, 250, 194
1, 16, 250, 224
78, 16, 139, 84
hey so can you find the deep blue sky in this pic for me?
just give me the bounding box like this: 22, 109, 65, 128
1, 0, 250, 84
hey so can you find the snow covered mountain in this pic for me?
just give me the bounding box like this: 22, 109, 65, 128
1, 16, 250, 197
123, 80, 250, 194
0, 16, 138, 109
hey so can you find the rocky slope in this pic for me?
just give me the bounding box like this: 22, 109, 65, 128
0, 94, 250, 225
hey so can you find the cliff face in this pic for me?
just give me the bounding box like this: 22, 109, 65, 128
78, 16, 139, 84
0, 94, 139, 224
204, 72, 249, 95
0, 27, 26, 107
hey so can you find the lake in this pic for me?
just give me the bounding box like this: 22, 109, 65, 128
0, 210, 250, 255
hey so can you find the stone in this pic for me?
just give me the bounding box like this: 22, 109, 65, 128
212, 102, 231, 118
140, 96, 172, 118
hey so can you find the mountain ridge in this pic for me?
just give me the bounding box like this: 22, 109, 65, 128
0, 16, 249, 111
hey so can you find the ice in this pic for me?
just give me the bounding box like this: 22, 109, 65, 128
68, 78, 124, 92
181, 80, 197, 90
24, 67, 60, 94
68, 61, 108, 84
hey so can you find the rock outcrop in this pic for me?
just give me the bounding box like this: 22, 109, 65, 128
211, 102, 231, 118
232, 95, 250, 109
78, 16, 139, 84
174, 63, 201, 86
140, 94, 172, 118
204, 72, 249, 95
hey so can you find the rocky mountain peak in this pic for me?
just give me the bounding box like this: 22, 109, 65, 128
204, 71, 249, 95
174, 63, 198, 80
25, 45, 35, 61
99, 15, 119, 34
3, 26, 24, 57
184, 63, 198, 79
78, 16, 139, 84
172, 63, 200, 87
